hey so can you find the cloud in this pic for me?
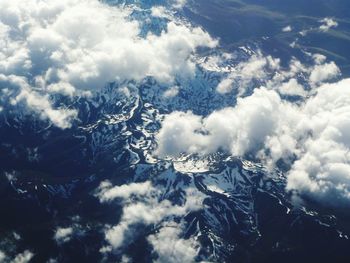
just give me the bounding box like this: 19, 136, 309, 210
309, 62, 340, 85
10, 250, 34, 263
120, 255, 132, 263
172, 0, 187, 9
96, 181, 153, 203
105, 188, 204, 250
282, 25, 292, 32
155, 65, 350, 207
148, 223, 199, 263
54, 227, 74, 244
0, 251, 6, 262
263, 55, 340, 94
154, 111, 210, 157
0, 74, 77, 128
286, 79, 350, 206
151, 6, 169, 18
96, 181, 204, 250
297, 18, 338, 38
216, 53, 280, 94
163, 86, 180, 98
319, 18, 338, 32
155, 87, 292, 158
0, 0, 217, 128
215, 52, 341, 98
277, 78, 307, 97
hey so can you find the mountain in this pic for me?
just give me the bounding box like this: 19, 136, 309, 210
1, 0, 350, 262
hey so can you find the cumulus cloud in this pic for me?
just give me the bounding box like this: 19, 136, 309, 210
148, 223, 199, 263
96, 181, 153, 203
10, 250, 34, 263
163, 86, 180, 98
155, 68, 350, 207
277, 78, 307, 97
309, 61, 340, 85
286, 79, 350, 205
0, 74, 77, 128
120, 255, 132, 263
282, 25, 292, 32
96, 181, 204, 250
262, 55, 340, 97
221, 52, 341, 98
154, 111, 209, 156
297, 17, 338, 38
319, 18, 338, 32
312, 53, 327, 65
0, 251, 6, 262
0, 0, 216, 128
155, 87, 293, 158
172, 0, 187, 9
151, 6, 169, 18
216, 53, 280, 94
54, 227, 74, 244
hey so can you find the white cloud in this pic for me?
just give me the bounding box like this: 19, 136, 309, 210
155, 73, 350, 207
287, 79, 350, 205
155, 87, 293, 158
54, 227, 73, 244
278, 78, 307, 97
264, 55, 340, 93
96, 181, 153, 203
151, 6, 169, 18
120, 255, 132, 263
319, 18, 338, 32
154, 111, 210, 157
0, 74, 77, 128
0, 0, 217, 128
10, 251, 34, 263
313, 54, 327, 65
105, 188, 204, 250
216, 77, 235, 94
97, 181, 204, 250
0, 251, 6, 262
309, 62, 340, 85
172, 0, 187, 9
148, 223, 199, 263
216, 53, 280, 94
13, 232, 21, 241
163, 86, 180, 98
282, 25, 292, 32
